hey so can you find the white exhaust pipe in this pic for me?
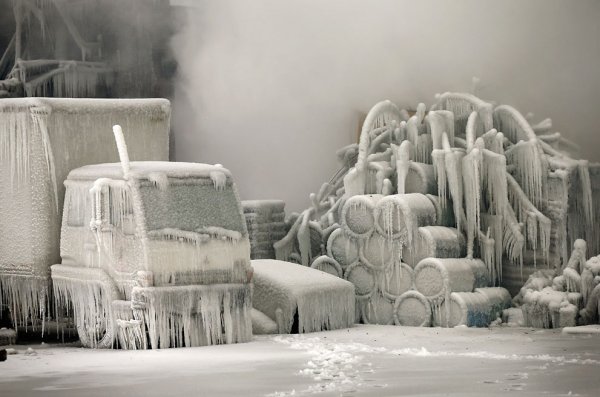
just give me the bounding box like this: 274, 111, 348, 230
112, 124, 130, 178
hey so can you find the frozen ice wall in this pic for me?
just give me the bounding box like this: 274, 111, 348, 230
171, 0, 600, 212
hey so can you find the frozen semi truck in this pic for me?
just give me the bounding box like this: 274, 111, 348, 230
51, 126, 253, 348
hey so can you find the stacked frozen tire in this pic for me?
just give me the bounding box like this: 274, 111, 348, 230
312, 192, 512, 328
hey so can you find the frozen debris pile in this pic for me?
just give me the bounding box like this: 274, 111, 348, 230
242, 200, 288, 259
275, 91, 600, 328
515, 239, 600, 328
0, 99, 170, 329
252, 260, 355, 333
51, 151, 254, 348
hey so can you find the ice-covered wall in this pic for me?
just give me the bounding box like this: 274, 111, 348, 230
171, 0, 600, 212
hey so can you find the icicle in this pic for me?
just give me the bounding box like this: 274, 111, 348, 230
416, 133, 432, 164
577, 160, 594, 226
0, 102, 56, 205
0, 275, 48, 329
505, 139, 547, 208
465, 111, 478, 151
432, 149, 447, 209
134, 283, 252, 349
426, 111, 445, 150
30, 106, 58, 209
406, 116, 419, 154
462, 148, 482, 258
481, 149, 507, 220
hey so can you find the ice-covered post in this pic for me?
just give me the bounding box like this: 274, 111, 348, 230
112, 125, 130, 178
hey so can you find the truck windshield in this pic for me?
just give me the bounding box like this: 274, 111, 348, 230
138, 178, 245, 236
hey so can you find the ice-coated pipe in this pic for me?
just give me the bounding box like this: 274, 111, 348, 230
112, 124, 130, 178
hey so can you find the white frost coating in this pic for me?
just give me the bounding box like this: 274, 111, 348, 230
252, 260, 355, 333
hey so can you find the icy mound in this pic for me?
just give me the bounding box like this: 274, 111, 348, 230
252, 259, 355, 333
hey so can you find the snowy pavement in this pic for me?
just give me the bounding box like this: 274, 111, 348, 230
1, 325, 599, 396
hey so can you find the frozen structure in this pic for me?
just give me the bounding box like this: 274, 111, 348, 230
242, 200, 288, 259
0, 98, 170, 328
51, 125, 253, 348
275, 91, 600, 328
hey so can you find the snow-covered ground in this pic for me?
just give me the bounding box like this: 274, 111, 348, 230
1, 325, 599, 396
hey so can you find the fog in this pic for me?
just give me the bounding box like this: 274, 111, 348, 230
171, 0, 600, 212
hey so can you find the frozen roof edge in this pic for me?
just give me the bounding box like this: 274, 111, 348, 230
68, 161, 231, 181
0, 98, 171, 114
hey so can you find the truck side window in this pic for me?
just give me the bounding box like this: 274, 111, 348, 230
108, 187, 136, 235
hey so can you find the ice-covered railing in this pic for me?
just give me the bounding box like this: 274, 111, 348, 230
14, 59, 111, 98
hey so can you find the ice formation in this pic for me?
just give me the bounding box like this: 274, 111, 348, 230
515, 239, 600, 328
52, 151, 254, 348
0, 99, 170, 328
275, 91, 600, 329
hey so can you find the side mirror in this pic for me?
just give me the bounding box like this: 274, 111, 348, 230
89, 178, 112, 232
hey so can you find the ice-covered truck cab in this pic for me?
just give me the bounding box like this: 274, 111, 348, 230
51, 127, 252, 349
